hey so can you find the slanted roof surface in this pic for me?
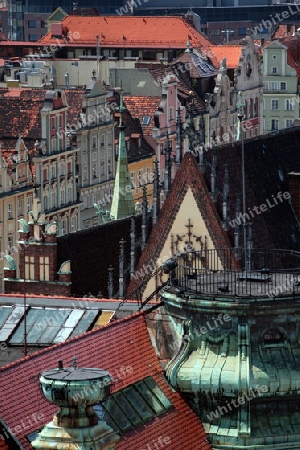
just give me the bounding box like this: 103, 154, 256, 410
210, 44, 242, 68
0, 88, 45, 141
0, 311, 212, 450
123, 95, 161, 136
39, 16, 212, 50
206, 127, 300, 252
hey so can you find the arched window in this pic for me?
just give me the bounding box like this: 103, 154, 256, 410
263, 329, 284, 344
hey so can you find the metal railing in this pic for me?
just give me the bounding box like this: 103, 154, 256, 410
166, 248, 300, 298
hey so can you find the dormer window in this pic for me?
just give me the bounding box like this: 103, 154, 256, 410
263, 328, 285, 344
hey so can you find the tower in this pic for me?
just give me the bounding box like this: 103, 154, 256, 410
110, 91, 135, 220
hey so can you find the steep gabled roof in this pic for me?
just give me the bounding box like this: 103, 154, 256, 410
0, 311, 212, 450
39, 16, 212, 50
280, 36, 300, 78
205, 127, 300, 252
127, 152, 236, 298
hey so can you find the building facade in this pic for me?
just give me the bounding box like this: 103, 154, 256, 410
263, 40, 300, 133
0, 138, 34, 288
32, 89, 80, 235
76, 78, 116, 229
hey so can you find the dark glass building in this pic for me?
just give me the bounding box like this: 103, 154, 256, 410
8, 1, 124, 40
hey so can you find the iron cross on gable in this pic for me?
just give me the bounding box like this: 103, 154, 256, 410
185, 219, 193, 243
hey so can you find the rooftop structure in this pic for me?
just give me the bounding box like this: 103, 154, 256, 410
154, 246, 300, 448
0, 311, 212, 450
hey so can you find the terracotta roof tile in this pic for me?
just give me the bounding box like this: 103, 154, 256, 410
0, 439, 9, 450
123, 95, 161, 136
0, 88, 45, 141
39, 16, 212, 50
146, 64, 206, 108
0, 312, 211, 450
280, 36, 300, 78
210, 45, 243, 68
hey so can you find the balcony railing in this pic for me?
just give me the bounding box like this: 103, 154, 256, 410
163, 248, 300, 298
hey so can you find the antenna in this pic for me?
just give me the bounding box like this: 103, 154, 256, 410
96, 35, 100, 80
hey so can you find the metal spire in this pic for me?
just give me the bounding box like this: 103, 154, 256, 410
110, 90, 135, 220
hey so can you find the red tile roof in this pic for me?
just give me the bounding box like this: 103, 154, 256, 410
210, 45, 243, 68
0, 311, 212, 450
123, 95, 161, 136
39, 16, 212, 50
280, 36, 300, 78
0, 88, 45, 140
127, 153, 237, 298
0, 439, 8, 450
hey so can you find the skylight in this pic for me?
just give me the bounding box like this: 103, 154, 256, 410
99, 376, 173, 434
25, 377, 173, 444
141, 116, 151, 126
2, 306, 100, 346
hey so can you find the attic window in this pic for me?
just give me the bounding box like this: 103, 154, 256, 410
263, 328, 285, 344
99, 377, 173, 434
141, 116, 151, 126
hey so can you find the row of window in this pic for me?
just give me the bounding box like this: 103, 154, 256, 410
27, 20, 46, 28
83, 159, 112, 182
25, 256, 49, 281
130, 168, 152, 189
43, 186, 73, 211
263, 81, 287, 90
243, 97, 259, 119
7, 196, 33, 220
61, 216, 77, 235
270, 98, 295, 111
268, 118, 294, 131
43, 161, 73, 181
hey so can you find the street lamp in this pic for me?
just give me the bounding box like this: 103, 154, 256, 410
221, 29, 234, 43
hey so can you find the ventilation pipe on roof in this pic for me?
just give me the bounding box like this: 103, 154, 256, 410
32, 364, 119, 449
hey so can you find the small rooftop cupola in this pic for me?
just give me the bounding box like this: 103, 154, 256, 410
110, 90, 135, 220
32, 360, 119, 449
